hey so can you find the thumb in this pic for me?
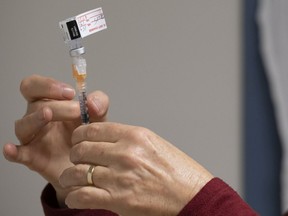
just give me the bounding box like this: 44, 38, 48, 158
3, 143, 31, 166
87, 91, 109, 122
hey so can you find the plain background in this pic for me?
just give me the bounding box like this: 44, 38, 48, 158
0, 0, 242, 215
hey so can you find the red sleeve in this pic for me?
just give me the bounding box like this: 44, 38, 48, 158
41, 184, 117, 216
42, 178, 259, 216
178, 178, 259, 216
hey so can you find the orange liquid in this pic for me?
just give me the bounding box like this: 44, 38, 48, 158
72, 64, 86, 82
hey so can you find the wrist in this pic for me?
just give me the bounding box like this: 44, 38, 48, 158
180, 166, 214, 208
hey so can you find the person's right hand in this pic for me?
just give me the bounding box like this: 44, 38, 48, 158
2, 75, 109, 205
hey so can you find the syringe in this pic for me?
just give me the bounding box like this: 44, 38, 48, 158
59, 7, 107, 124
70, 45, 90, 124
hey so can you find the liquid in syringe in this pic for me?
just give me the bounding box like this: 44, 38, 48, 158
70, 47, 89, 124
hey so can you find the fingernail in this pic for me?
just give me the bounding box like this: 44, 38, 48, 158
91, 97, 102, 114
62, 87, 75, 99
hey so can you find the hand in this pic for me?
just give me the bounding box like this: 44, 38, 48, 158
2, 75, 109, 205
59, 122, 213, 216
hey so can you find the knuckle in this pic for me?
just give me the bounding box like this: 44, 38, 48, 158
85, 124, 101, 140
70, 143, 86, 163
120, 127, 154, 164
78, 187, 93, 203
20, 75, 41, 100
74, 165, 85, 181
20, 74, 39, 93
68, 102, 80, 118
20, 78, 30, 96
127, 127, 150, 142
47, 81, 56, 99
117, 149, 139, 168
125, 127, 153, 152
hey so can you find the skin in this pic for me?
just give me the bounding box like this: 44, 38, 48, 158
3, 74, 213, 215
2, 75, 109, 205
59, 122, 213, 216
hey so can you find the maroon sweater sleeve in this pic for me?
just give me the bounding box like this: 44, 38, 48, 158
178, 178, 259, 216
41, 184, 117, 216
42, 178, 259, 216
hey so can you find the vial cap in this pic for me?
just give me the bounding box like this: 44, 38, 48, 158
70, 47, 85, 57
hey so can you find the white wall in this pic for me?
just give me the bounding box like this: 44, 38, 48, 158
0, 1, 242, 215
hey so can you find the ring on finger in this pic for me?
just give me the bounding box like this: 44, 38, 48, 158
87, 165, 95, 185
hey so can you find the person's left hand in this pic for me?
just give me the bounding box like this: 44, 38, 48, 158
59, 122, 213, 216
3, 75, 109, 205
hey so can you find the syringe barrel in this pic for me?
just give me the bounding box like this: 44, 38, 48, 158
78, 89, 90, 124
70, 46, 90, 124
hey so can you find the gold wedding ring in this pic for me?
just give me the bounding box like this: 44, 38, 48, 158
87, 165, 95, 185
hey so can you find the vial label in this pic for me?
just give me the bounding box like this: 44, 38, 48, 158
59, 7, 107, 43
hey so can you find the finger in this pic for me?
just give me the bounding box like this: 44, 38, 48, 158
3, 143, 18, 162
15, 107, 52, 144
3, 143, 33, 166
72, 122, 129, 144
33, 100, 80, 121
59, 164, 111, 188
20, 75, 75, 102
70, 141, 114, 166
87, 91, 109, 122
65, 187, 112, 210
59, 164, 89, 187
